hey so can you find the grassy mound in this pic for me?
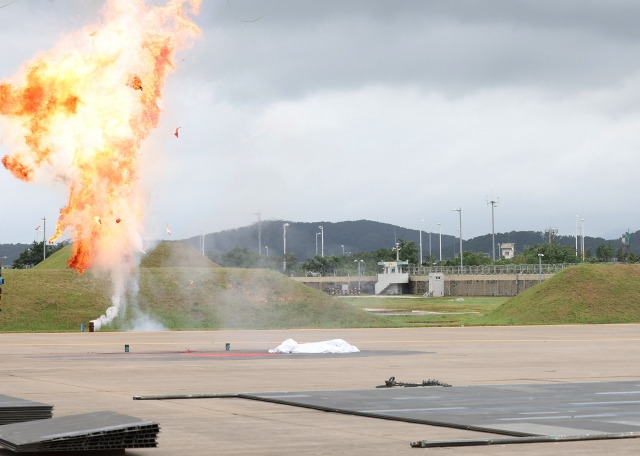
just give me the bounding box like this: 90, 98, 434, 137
134, 267, 387, 330
33, 245, 73, 270
140, 241, 220, 268
480, 264, 640, 325
34, 241, 220, 270
1, 242, 388, 331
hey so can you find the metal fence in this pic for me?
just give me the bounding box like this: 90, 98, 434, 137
407, 263, 574, 276
294, 263, 574, 278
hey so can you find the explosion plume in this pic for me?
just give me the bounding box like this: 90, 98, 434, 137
0, 0, 201, 329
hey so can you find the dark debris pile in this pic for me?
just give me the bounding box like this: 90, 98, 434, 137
376, 376, 452, 388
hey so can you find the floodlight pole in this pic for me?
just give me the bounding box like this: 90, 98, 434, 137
255, 212, 262, 255
419, 219, 423, 265
437, 222, 442, 262
354, 259, 363, 289
575, 214, 579, 257
42, 216, 46, 261
581, 218, 585, 261
319, 225, 324, 257
452, 208, 462, 269
538, 253, 544, 283
283, 223, 289, 271
487, 198, 499, 261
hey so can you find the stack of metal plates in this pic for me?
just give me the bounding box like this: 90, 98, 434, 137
0, 411, 160, 452
0, 395, 53, 425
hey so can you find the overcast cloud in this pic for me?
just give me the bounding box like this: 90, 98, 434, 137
1, 0, 640, 246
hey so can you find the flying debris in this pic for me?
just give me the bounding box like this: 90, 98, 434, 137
35, 226, 41, 231
115, 218, 121, 223
94, 216, 102, 225
127, 74, 143, 91
174, 127, 181, 138
165, 224, 171, 235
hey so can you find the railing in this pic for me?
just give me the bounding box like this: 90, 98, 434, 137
293, 263, 573, 278
407, 263, 574, 276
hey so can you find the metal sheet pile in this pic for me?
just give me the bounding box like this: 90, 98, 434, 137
0, 395, 53, 425
0, 411, 160, 452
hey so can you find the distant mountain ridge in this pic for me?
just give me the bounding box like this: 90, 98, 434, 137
1, 220, 632, 266
183, 219, 634, 263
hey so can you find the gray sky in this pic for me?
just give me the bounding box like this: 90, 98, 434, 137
1, 0, 639, 246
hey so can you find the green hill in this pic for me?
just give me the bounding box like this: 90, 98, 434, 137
34, 241, 220, 270
481, 264, 640, 325
32, 245, 72, 270
1, 242, 388, 331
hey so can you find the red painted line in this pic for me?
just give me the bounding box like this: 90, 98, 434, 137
181, 352, 278, 358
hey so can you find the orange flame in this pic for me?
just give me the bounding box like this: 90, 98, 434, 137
0, 0, 201, 273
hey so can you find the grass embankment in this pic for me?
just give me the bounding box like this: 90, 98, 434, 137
346, 264, 640, 326
478, 264, 640, 325
342, 296, 505, 326
1, 242, 390, 331
4, 249, 640, 330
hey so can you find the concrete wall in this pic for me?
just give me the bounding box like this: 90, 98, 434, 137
293, 274, 553, 296
409, 274, 552, 296
292, 276, 377, 295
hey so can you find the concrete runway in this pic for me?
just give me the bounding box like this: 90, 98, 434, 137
1, 324, 639, 455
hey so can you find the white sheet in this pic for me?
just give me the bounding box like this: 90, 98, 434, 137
268, 338, 360, 354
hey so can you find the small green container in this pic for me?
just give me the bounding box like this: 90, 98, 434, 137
125, 344, 129, 353
225, 343, 230, 351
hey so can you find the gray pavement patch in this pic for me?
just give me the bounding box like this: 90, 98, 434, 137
242, 380, 640, 440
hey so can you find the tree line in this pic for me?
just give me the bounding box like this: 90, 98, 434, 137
11, 241, 67, 269
12, 238, 629, 273
212, 238, 631, 276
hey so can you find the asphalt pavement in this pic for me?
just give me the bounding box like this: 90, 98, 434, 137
1, 324, 639, 455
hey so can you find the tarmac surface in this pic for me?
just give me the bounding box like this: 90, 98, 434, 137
1, 324, 639, 455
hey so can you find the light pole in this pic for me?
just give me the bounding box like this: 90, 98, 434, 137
452, 208, 462, 269
42, 216, 46, 260
354, 259, 364, 290
575, 214, 579, 257
437, 222, 442, 262
255, 212, 261, 255
264, 245, 269, 256
581, 218, 585, 261
282, 223, 289, 271
315, 232, 320, 256
319, 225, 324, 257
393, 242, 400, 261
487, 197, 499, 261
419, 219, 423, 265
538, 253, 544, 283
341, 244, 345, 255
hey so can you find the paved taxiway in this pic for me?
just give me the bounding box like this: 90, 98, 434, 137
1, 324, 639, 455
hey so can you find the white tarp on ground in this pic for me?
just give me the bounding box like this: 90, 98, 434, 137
268, 338, 360, 354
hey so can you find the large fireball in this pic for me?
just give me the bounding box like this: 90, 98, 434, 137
0, 0, 201, 273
